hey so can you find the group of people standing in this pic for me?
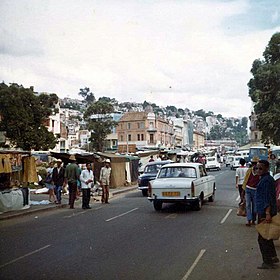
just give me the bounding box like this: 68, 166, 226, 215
235, 155, 279, 269
44, 155, 112, 210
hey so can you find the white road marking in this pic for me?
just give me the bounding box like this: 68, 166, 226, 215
236, 195, 240, 201
165, 213, 177, 219
106, 208, 138, 222
220, 209, 233, 224
181, 249, 206, 280
0, 245, 51, 269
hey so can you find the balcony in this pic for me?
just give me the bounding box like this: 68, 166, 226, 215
147, 126, 157, 132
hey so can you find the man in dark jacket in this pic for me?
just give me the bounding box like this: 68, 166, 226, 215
65, 155, 80, 209
256, 160, 278, 269
52, 159, 65, 204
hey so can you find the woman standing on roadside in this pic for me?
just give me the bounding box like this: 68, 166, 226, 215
45, 162, 56, 203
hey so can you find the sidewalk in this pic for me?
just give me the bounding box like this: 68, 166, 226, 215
0, 185, 137, 221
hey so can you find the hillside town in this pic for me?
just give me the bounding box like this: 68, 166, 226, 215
43, 95, 251, 156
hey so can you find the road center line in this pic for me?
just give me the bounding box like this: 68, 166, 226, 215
181, 249, 206, 280
220, 209, 233, 224
235, 195, 240, 201
106, 208, 138, 222
0, 245, 51, 269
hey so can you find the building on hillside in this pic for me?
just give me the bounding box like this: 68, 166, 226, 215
193, 130, 205, 150
249, 111, 262, 144
169, 117, 183, 148
43, 96, 69, 152
116, 110, 174, 153
104, 112, 123, 151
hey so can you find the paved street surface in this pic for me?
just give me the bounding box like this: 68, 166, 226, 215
0, 166, 280, 280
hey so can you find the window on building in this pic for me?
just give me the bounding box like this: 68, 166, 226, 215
127, 123, 131, 129
137, 134, 140, 141
52, 120, 55, 128
128, 134, 132, 141
141, 134, 144, 141
150, 134, 154, 143
140, 122, 144, 129
120, 135, 123, 141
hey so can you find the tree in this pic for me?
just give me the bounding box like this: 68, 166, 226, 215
208, 125, 225, 140
78, 87, 95, 105
84, 100, 117, 152
248, 32, 280, 144
0, 83, 58, 150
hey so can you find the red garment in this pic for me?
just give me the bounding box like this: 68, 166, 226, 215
246, 172, 260, 188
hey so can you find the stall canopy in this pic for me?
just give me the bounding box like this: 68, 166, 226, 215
50, 152, 99, 164
96, 152, 139, 188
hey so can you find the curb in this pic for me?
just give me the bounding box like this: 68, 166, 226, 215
0, 186, 137, 221
111, 186, 137, 196
0, 204, 68, 221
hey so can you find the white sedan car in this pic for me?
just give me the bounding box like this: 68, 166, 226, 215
148, 163, 216, 211
205, 156, 221, 171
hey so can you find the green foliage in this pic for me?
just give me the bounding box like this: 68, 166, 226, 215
248, 32, 280, 144
0, 83, 58, 150
193, 109, 214, 120
98, 96, 118, 105
84, 100, 117, 152
209, 125, 224, 140
78, 87, 95, 105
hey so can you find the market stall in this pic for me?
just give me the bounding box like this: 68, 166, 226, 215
0, 150, 38, 213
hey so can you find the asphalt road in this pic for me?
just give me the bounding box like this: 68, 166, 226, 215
0, 166, 280, 280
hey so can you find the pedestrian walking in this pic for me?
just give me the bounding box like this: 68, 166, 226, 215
52, 159, 65, 204
149, 155, 154, 162
80, 163, 94, 209
256, 160, 279, 269
235, 158, 248, 205
64, 155, 80, 209
100, 159, 111, 204
242, 156, 260, 226
45, 162, 56, 203
268, 154, 277, 175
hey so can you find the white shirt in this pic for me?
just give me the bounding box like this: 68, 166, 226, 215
80, 169, 94, 189
100, 166, 111, 185
236, 166, 248, 185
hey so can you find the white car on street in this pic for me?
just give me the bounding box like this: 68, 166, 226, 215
148, 163, 216, 211
230, 156, 242, 170
205, 156, 221, 171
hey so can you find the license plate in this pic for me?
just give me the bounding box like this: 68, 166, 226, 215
162, 191, 180, 197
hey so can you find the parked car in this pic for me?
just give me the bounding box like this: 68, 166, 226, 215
148, 163, 216, 211
230, 156, 242, 170
225, 156, 234, 167
236, 150, 249, 162
205, 156, 221, 171
138, 160, 173, 196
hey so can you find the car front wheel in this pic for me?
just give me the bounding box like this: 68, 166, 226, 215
153, 200, 163, 211
193, 195, 203, 211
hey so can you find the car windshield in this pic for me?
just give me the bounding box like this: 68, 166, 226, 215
207, 158, 215, 162
158, 166, 197, 178
144, 164, 161, 174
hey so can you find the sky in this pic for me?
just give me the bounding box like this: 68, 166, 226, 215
0, 0, 279, 118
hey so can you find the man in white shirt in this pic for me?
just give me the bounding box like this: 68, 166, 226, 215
236, 158, 248, 205
100, 159, 111, 204
80, 163, 94, 209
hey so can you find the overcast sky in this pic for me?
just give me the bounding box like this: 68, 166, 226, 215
0, 0, 279, 117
